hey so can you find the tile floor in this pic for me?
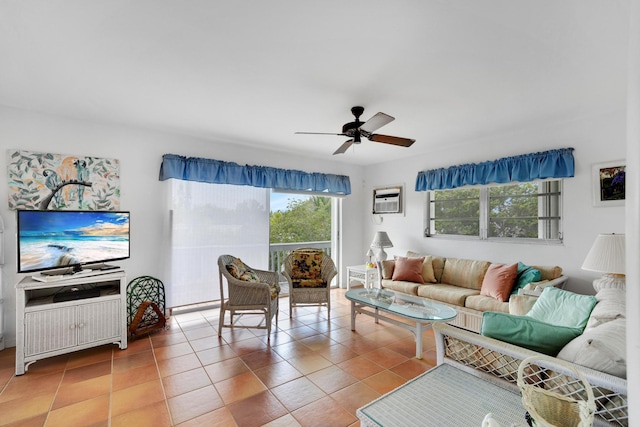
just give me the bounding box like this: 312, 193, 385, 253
0, 288, 438, 427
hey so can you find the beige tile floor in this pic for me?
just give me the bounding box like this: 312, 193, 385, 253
0, 288, 437, 427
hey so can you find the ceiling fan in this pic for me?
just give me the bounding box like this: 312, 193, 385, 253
295, 106, 416, 155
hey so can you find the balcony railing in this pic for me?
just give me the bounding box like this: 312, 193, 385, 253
268, 241, 331, 274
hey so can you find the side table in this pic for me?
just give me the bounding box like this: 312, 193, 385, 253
346, 265, 379, 290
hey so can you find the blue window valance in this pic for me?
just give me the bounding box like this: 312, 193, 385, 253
159, 154, 351, 195
415, 148, 574, 192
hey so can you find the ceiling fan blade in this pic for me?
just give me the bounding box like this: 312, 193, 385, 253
359, 112, 394, 133
333, 139, 354, 155
369, 134, 416, 147
295, 132, 345, 136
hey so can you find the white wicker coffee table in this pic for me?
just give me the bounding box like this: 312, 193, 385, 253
345, 288, 456, 359
357, 363, 525, 427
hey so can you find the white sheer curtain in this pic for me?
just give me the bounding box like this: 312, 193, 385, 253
167, 179, 270, 308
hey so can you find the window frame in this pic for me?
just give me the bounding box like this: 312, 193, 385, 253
425, 179, 563, 244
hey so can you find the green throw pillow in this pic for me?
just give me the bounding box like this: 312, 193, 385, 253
527, 287, 597, 330
511, 262, 542, 295
481, 311, 582, 356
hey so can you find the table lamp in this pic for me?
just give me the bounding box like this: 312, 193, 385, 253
370, 231, 393, 262
366, 248, 375, 264
581, 233, 625, 292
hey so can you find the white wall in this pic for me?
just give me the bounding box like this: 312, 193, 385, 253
363, 110, 626, 296
625, 0, 639, 422
0, 106, 365, 347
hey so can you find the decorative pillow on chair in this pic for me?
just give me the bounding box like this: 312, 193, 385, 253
392, 256, 425, 283
226, 258, 260, 282
480, 263, 518, 302
291, 249, 323, 279
291, 249, 325, 288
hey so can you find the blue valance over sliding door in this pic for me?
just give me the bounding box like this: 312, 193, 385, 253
159, 154, 351, 195
415, 148, 574, 191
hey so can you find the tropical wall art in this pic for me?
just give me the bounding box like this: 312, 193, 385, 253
8, 150, 120, 210
592, 160, 625, 207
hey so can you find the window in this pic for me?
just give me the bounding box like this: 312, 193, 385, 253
426, 180, 562, 242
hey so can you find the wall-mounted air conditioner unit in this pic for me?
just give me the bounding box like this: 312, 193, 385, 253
373, 186, 402, 214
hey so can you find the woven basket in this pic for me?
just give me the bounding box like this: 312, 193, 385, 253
518, 355, 595, 427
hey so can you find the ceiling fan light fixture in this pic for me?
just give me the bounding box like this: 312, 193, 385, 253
296, 106, 414, 155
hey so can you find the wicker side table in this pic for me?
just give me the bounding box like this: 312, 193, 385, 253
346, 265, 379, 290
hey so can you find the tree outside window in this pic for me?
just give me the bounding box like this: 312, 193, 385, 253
427, 180, 561, 242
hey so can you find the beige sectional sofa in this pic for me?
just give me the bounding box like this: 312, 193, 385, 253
378, 251, 567, 332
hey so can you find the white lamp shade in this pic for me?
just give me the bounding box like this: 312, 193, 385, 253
581, 233, 625, 274
370, 231, 393, 249
366, 248, 375, 257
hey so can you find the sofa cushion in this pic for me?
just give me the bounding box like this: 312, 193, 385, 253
407, 251, 445, 282
512, 262, 542, 295
481, 311, 582, 356
465, 294, 509, 313
417, 284, 479, 306
557, 318, 626, 378
380, 260, 395, 279
531, 265, 563, 280
587, 288, 626, 329
508, 294, 537, 315
392, 256, 425, 283
421, 256, 437, 283
440, 258, 491, 290
527, 287, 597, 330
480, 263, 518, 302
381, 279, 421, 296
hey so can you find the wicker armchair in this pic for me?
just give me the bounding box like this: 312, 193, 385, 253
517, 355, 596, 427
218, 255, 280, 341
282, 248, 337, 319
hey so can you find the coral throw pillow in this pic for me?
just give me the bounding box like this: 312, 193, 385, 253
392, 256, 425, 283
480, 263, 518, 302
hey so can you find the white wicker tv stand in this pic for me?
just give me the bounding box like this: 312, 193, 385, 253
15, 269, 127, 375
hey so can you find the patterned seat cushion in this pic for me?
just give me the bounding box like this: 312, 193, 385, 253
292, 278, 327, 288
291, 249, 325, 288
227, 257, 280, 299
268, 283, 281, 299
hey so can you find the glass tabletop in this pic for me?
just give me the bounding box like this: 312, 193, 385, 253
345, 288, 457, 322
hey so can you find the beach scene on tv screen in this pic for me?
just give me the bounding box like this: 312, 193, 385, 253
19, 211, 129, 272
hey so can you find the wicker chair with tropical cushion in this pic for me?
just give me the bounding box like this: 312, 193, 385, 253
218, 255, 280, 341
282, 248, 337, 318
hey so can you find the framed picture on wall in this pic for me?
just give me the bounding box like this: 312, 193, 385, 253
592, 160, 625, 207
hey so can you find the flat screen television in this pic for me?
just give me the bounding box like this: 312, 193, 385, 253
17, 209, 130, 274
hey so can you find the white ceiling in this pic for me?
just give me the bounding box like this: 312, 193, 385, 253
0, 1, 630, 165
